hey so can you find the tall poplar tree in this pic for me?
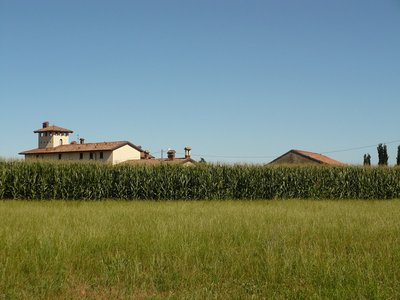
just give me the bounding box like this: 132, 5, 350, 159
363, 154, 371, 166
377, 144, 384, 165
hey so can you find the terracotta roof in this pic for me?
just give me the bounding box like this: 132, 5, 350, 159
292, 150, 344, 165
19, 141, 144, 155
34, 125, 73, 133
124, 158, 197, 166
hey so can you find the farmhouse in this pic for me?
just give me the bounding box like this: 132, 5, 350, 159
269, 149, 344, 166
19, 121, 152, 164
125, 147, 197, 166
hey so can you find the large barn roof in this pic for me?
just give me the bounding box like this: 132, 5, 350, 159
292, 150, 345, 165
269, 149, 345, 166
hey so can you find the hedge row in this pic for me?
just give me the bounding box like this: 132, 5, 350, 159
0, 161, 399, 200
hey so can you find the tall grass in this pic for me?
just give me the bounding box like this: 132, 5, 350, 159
0, 161, 400, 200
1, 200, 400, 299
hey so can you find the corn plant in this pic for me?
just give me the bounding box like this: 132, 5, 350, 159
0, 161, 400, 200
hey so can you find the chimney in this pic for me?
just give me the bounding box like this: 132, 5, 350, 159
167, 149, 176, 160
144, 150, 150, 159
184, 146, 192, 159
42, 121, 49, 128
80, 138, 85, 144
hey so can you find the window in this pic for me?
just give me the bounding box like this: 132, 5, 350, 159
100, 152, 103, 159
58, 154, 62, 160
90, 153, 94, 159
80, 153, 83, 160
60, 139, 63, 145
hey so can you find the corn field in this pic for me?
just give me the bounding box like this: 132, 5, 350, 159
0, 161, 399, 200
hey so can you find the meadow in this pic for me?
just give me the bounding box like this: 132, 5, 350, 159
1, 200, 400, 299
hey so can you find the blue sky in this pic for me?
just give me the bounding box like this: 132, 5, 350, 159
1, 0, 399, 164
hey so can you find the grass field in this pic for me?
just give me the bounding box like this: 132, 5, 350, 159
1, 200, 400, 299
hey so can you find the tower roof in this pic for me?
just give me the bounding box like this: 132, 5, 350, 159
34, 125, 73, 133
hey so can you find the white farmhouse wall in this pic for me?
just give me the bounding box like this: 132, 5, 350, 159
111, 145, 141, 164
26, 150, 113, 163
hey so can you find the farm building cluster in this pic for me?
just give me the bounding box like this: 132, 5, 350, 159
19, 121, 344, 166
19, 121, 196, 165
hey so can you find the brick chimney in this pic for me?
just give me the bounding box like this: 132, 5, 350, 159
80, 138, 85, 144
42, 121, 49, 128
184, 146, 192, 159
167, 149, 176, 160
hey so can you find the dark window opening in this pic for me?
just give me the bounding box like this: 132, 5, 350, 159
100, 152, 103, 159
80, 153, 83, 160
58, 154, 62, 160
90, 153, 94, 159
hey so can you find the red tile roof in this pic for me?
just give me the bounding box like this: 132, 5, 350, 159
34, 125, 73, 133
269, 149, 345, 166
292, 149, 345, 165
124, 158, 197, 165
19, 141, 143, 155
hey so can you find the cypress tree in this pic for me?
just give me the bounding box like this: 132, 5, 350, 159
363, 154, 371, 166
397, 145, 400, 166
383, 144, 389, 165
377, 144, 384, 165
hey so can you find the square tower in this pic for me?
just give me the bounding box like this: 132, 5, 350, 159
34, 121, 74, 149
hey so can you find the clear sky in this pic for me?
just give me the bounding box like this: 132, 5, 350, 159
1, 0, 399, 164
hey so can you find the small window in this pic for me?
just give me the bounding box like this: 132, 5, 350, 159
58, 154, 62, 160
80, 153, 83, 160
100, 152, 103, 159
90, 153, 93, 160
60, 139, 63, 145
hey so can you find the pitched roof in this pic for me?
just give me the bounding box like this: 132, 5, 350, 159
270, 149, 345, 166
19, 141, 143, 155
124, 158, 197, 166
293, 150, 344, 165
34, 125, 73, 133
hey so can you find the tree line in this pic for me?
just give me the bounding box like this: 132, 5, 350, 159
363, 144, 400, 166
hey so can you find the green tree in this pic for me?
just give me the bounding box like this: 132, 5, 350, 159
377, 144, 384, 165
363, 153, 371, 166
383, 145, 389, 165
377, 144, 389, 166
378, 144, 389, 166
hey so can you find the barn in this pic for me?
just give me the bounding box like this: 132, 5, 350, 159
269, 149, 344, 166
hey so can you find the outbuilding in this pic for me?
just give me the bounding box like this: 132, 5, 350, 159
269, 149, 344, 166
